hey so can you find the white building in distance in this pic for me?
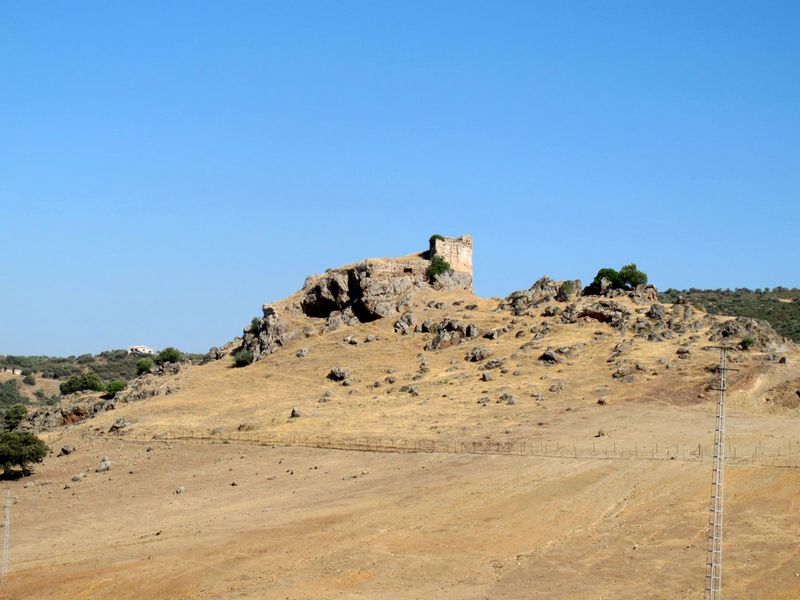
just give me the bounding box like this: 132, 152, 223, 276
128, 345, 156, 355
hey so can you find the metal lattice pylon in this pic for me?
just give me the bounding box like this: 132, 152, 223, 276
705, 346, 734, 599
1, 488, 11, 585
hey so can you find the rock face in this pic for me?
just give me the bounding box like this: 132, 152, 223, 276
301, 256, 467, 326
499, 276, 583, 316
241, 306, 295, 361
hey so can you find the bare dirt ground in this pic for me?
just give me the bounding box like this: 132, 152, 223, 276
4, 432, 800, 599
4, 289, 800, 598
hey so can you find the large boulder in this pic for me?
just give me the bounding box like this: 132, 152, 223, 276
301, 257, 463, 324
571, 301, 632, 331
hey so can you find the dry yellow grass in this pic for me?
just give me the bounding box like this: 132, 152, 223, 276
4, 287, 800, 599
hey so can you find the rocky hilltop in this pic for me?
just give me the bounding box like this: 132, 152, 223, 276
31, 234, 799, 434
236, 235, 474, 361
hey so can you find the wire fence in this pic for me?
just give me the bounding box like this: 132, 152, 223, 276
56, 429, 800, 468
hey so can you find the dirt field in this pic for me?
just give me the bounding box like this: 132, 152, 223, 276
4, 427, 799, 599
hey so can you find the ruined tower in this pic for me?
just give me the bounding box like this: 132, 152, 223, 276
429, 234, 473, 274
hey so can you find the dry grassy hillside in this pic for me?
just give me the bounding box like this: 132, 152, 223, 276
6, 261, 800, 599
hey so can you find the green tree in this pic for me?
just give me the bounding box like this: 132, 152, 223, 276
59, 372, 104, 395
155, 347, 183, 365
593, 268, 621, 288
136, 357, 154, 376
22, 373, 36, 386
233, 349, 254, 368
249, 317, 261, 333
2, 404, 27, 431
618, 263, 648, 288
0, 431, 48, 475
426, 255, 451, 280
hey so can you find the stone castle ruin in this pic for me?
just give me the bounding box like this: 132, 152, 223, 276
429, 234, 473, 275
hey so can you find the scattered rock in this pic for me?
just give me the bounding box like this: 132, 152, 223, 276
425, 319, 480, 350
296, 348, 309, 358
481, 372, 493, 382
538, 348, 560, 364
175, 486, 185, 494
58, 445, 75, 457
466, 346, 492, 362
394, 312, 415, 335
327, 367, 350, 381
96, 458, 112, 473
290, 407, 301, 418
108, 417, 131, 433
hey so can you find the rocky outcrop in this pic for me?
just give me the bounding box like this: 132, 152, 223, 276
709, 317, 786, 352
301, 260, 429, 324
560, 300, 631, 331
425, 319, 480, 351
241, 306, 297, 361
500, 276, 583, 316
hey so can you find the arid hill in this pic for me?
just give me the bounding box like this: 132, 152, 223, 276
9, 236, 800, 599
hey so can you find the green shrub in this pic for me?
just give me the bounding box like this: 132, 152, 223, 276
249, 317, 262, 333
429, 234, 445, 245
0, 430, 48, 475
105, 380, 127, 398
34, 389, 47, 401
155, 347, 183, 365
740, 336, 756, 350
22, 373, 36, 386
233, 349, 254, 368
586, 264, 649, 294
59, 372, 104, 395
136, 357, 154, 376
2, 404, 27, 431
0, 380, 26, 408
426, 255, 451, 280
556, 281, 576, 302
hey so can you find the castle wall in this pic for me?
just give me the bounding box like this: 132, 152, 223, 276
431, 235, 473, 274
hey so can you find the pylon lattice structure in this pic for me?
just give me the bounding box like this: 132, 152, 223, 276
705, 346, 733, 599
1, 489, 11, 585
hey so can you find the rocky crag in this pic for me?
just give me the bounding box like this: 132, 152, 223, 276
238, 235, 474, 361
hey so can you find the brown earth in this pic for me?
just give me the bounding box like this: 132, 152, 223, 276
3, 287, 800, 599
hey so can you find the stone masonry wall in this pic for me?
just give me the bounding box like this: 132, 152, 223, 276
431, 235, 473, 274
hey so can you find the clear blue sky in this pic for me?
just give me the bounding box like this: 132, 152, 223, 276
1, 2, 798, 355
